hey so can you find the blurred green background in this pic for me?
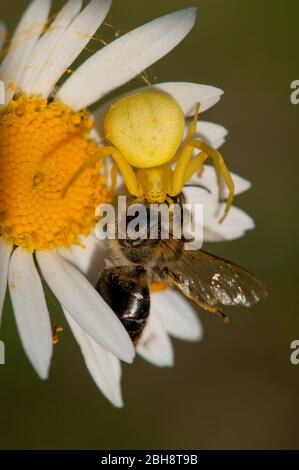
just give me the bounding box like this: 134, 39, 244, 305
0, 0, 298, 450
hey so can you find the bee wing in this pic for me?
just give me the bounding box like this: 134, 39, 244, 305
158, 241, 267, 308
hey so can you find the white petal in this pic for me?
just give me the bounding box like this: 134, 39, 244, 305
203, 227, 246, 242
57, 8, 197, 110
70, 235, 107, 284
0, 22, 6, 105
56, 245, 75, 264
94, 81, 223, 127
183, 184, 216, 211
57, 235, 107, 285
64, 309, 123, 407
57, 241, 123, 406
0, 238, 13, 325
90, 125, 105, 146
8, 248, 53, 379
0, 0, 51, 103
93, 83, 223, 136
36, 250, 135, 363
152, 289, 202, 341
204, 203, 255, 241
183, 185, 254, 242
187, 165, 251, 197
0, 21, 6, 53
137, 313, 174, 367
31, 0, 111, 98
153, 82, 223, 116
21, 0, 83, 94
193, 121, 228, 149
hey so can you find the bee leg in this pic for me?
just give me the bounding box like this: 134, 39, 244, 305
186, 291, 231, 323
183, 289, 231, 324
165, 196, 174, 206
165, 274, 231, 323
199, 303, 231, 324
187, 292, 231, 323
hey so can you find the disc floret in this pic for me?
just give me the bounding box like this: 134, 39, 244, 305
0, 95, 108, 251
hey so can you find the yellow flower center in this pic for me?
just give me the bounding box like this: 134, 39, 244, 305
0, 95, 108, 251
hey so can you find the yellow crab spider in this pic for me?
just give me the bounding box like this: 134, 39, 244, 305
64, 90, 234, 222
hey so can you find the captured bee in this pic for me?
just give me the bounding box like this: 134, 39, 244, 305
96, 195, 267, 345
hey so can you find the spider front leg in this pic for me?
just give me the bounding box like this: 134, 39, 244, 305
62, 146, 141, 199
109, 162, 118, 196
170, 102, 201, 165
170, 141, 234, 223
181, 151, 208, 185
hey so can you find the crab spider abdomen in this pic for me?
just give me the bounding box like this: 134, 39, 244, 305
104, 90, 185, 169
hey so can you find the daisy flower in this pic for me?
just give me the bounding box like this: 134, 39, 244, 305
0, 0, 253, 408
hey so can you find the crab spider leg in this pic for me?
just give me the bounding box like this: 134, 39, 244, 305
184, 103, 201, 148
170, 141, 194, 166
62, 146, 140, 198
182, 151, 208, 184
170, 103, 201, 164
183, 151, 222, 198
170, 145, 194, 195
170, 140, 234, 222
189, 140, 235, 223
109, 162, 118, 196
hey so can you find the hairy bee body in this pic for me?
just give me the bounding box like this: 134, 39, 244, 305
96, 195, 267, 345
97, 265, 150, 344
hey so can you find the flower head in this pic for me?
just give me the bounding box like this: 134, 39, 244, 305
0, 95, 105, 250
0, 0, 254, 407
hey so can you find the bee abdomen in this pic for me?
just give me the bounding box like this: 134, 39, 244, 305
96, 265, 150, 345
